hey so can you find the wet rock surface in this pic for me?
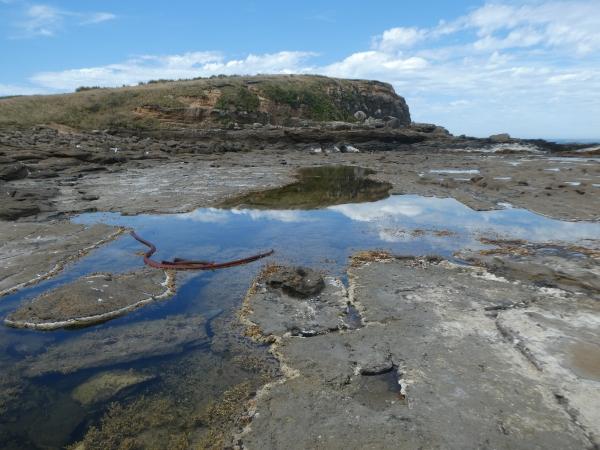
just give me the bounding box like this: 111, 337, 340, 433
5, 269, 174, 329
459, 240, 600, 299
240, 255, 599, 449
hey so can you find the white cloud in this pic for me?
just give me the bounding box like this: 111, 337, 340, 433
231, 209, 310, 223
30, 51, 315, 90
174, 207, 309, 223
322, 51, 428, 79
176, 208, 230, 223
323, 1, 600, 137
11, 3, 116, 38
330, 197, 425, 221
20, 4, 61, 37
459, 1, 600, 55
80, 12, 116, 25
372, 27, 427, 52
332, 195, 600, 243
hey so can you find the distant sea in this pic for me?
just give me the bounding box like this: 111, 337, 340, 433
549, 138, 599, 144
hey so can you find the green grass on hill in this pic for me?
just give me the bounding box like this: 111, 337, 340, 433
0, 75, 388, 131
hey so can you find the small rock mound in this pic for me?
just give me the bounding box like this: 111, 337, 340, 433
265, 266, 325, 298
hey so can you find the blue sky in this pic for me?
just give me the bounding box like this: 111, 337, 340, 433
1, 0, 599, 139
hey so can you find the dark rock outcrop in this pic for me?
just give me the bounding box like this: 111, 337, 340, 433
266, 266, 326, 298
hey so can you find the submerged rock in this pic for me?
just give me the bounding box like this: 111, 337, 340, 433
72, 370, 156, 405
5, 269, 175, 329
24, 314, 208, 376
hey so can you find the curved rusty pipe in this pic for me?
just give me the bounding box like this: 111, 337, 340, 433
130, 230, 274, 270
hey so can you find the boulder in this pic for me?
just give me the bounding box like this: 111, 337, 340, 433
339, 144, 360, 153
0, 161, 28, 181
265, 266, 326, 298
489, 133, 511, 143
364, 117, 386, 128
384, 116, 404, 129
354, 111, 367, 122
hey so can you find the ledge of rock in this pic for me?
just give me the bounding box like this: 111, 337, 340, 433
5, 269, 175, 330
238, 254, 598, 449
458, 240, 600, 299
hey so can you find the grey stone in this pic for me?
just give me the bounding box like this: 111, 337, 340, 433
364, 117, 385, 128
265, 266, 325, 298
339, 144, 360, 153
489, 133, 512, 143
353, 110, 367, 122
0, 161, 28, 181
384, 116, 404, 129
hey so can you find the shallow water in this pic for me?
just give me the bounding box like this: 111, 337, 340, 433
1, 194, 599, 448
219, 165, 392, 209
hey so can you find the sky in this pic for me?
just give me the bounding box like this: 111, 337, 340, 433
1, 0, 599, 139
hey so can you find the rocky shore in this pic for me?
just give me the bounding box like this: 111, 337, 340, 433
0, 75, 598, 449
1, 123, 598, 222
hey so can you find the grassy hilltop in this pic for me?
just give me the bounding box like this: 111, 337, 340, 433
0, 75, 410, 131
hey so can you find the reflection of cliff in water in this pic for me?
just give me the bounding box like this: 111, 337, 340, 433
220, 166, 392, 209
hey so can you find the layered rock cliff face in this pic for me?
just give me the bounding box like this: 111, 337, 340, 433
0, 75, 410, 131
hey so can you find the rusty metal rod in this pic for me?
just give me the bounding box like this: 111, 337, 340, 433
130, 230, 273, 270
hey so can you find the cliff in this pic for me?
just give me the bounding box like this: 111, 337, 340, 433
0, 75, 411, 131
